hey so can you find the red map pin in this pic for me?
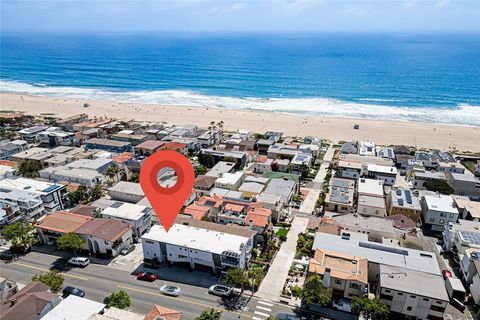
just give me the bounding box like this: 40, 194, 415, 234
139, 150, 195, 232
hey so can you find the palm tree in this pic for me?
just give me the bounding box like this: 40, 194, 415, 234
106, 163, 119, 182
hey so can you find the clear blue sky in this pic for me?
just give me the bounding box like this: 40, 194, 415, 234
1, 0, 479, 32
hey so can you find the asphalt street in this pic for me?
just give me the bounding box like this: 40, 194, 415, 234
0, 251, 296, 320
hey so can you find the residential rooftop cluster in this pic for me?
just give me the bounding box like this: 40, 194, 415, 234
0, 113, 479, 320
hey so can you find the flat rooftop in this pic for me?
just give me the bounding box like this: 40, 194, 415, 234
379, 264, 448, 301
0, 177, 64, 194
358, 178, 384, 196
142, 224, 249, 255
423, 194, 457, 213
313, 232, 441, 275
108, 181, 144, 196
102, 201, 151, 221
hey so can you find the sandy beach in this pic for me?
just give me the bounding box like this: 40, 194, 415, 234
1, 93, 479, 152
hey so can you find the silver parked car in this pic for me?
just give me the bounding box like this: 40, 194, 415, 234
208, 284, 233, 297
159, 285, 183, 297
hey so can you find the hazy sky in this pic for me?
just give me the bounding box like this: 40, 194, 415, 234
1, 0, 479, 32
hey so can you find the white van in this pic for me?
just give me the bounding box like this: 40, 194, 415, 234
68, 257, 90, 267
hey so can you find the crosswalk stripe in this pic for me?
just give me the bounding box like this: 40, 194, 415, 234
254, 311, 270, 317
256, 306, 272, 312
252, 317, 265, 320
258, 301, 274, 307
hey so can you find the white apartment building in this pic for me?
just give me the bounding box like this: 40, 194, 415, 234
0, 187, 44, 221
142, 224, 253, 272
379, 265, 448, 320
38, 128, 76, 146
358, 141, 376, 156
365, 164, 397, 186
39, 167, 103, 187
357, 178, 386, 217
18, 125, 48, 143
421, 194, 459, 232
214, 172, 245, 190
100, 201, 152, 239
443, 220, 480, 255
0, 178, 67, 213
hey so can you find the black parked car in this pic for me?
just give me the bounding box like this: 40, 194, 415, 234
62, 286, 85, 298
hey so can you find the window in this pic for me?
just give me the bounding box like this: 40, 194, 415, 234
145, 240, 154, 244
349, 283, 361, 290
335, 279, 342, 285
430, 305, 445, 312
397, 292, 404, 296
423, 298, 429, 302
385, 289, 391, 293
410, 295, 416, 299
439, 219, 445, 224
407, 306, 412, 311
380, 294, 393, 301
440, 212, 447, 217
450, 213, 455, 218
430, 218, 435, 223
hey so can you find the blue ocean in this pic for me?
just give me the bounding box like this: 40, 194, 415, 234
1, 32, 479, 125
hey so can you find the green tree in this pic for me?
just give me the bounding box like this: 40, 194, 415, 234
129, 172, 139, 183
2, 221, 38, 251
32, 270, 64, 293
106, 163, 119, 180
194, 165, 208, 176
351, 297, 389, 320
18, 160, 43, 178
92, 208, 103, 218
223, 268, 249, 293
89, 184, 103, 202
107, 290, 132, 309
423, 180, 454, 195
196, 307, 222, 320
57, 232, 85, 255
299, 274, 332, 306
68, 185, 89, 204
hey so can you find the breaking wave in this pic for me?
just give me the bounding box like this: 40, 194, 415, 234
1, 80, 479, 126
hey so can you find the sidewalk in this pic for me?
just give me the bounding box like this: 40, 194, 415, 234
298, 145, 335, 214
255, 216, 309, 302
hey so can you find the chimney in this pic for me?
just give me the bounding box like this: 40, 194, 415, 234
323, 268, 331, 288
249, 219, 254, 230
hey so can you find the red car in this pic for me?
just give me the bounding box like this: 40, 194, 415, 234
137, 272, 157, 282
442, 269, 452, 279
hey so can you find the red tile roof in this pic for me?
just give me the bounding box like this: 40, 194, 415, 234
161, 142, 188, 151
386, 214, 416, 229
34, 211, 92, 233
144, 305, 182, 320
70, 205, 97, 217
246, 208, 272, 228
194, 175, 217, 189
76, 218, 132, 241
112, 152, 133, 164
135, 140, 165, 151
183, 205, 211, 220
224, 203, 245, 213
0, 160, 17, 167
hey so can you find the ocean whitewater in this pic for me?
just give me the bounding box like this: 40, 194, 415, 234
1, 80, 480, 127
1, 33, 479, 126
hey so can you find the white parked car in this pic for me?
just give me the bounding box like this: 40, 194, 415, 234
332, 299, 352, 313
159, 285, 183, 297
68, 257, 90, 267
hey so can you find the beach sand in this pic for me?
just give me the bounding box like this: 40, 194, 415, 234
1, 93, 479, 152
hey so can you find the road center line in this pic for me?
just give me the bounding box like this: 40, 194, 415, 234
12, 262, 89, 281
117, 284, 252, 319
